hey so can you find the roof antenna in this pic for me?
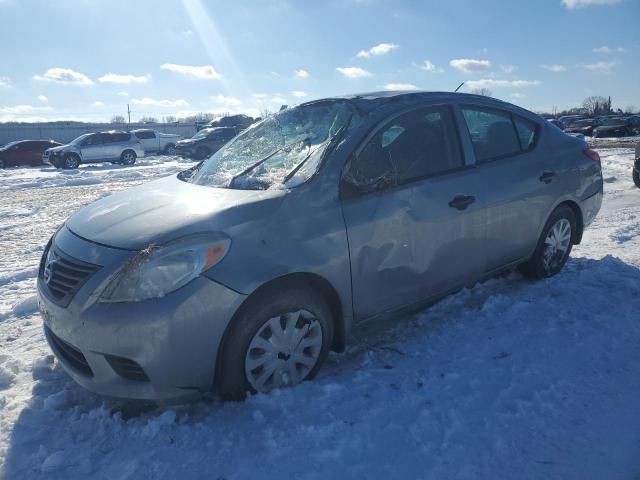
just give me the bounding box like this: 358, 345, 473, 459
454, 81, 465, 93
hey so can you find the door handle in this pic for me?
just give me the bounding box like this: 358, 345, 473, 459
448, 195, 475, 210
539, 171, 557, 184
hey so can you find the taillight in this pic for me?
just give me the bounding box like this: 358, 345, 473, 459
583, 148, 600, 163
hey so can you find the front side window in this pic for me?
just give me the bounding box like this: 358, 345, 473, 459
461, 108, 520, 162
187, 100, 360, 190
343, 105, 462, 195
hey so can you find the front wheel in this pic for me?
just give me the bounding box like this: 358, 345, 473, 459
63, 154, 80, 169
164, 144, 177, 156
633, 168, 640, 188
519, 205, 576, 279
218, 287, 334, 401
121, 150, 137, 166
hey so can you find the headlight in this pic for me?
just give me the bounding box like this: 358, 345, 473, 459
99, 233, 230, 303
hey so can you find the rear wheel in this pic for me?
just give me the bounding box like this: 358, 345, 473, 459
633, 168, 640, 188
164, 144, 177, 156
218, 287, 334, 401
121, 150, 137, 166
63, 154, 80, 169
519, 205, 576, 279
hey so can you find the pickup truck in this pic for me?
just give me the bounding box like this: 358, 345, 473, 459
131, 129, 183, 156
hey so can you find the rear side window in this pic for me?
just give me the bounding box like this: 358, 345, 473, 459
343, 105, 463, 195
461, 107, 539, 162
112, 133, 131, 142
134, 131, 155, 139
514, 116, 537, 150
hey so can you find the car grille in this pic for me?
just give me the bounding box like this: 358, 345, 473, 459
44, 326, 93, 377
39, 244, 101, 307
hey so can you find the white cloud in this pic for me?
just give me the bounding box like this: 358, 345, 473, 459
510, 92, 526, 99
336, 67, 372, 78
417, 60, 443, 73
466, 79, 541, 89
117, 91, 129, 96
540, 64, 567, 72
37, 95, 48, 102
33, 68, 93, 85
252, 93, 268, 99
132, 97, 189, 107
291, 91, 307, 98
160, 63, 222, 80
583, 61, 617, 73
295, 69, 310, 78
357, 43, 398, 58
98, 73, 150, 84
592, 46, 626, 54
561, 0, 621, 8
0, 76, 10, 88
271, 96, 287, 104
0, 104, 53, 122
500, 64, 517, 73
384, 83, 418, 91
211, 94, 241, 106
449, 59, 492, 73
91, 101, 104, 107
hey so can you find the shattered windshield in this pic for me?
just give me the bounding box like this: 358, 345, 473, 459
186, 100, 360, 190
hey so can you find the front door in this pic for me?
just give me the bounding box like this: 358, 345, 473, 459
340, 105, 486, 321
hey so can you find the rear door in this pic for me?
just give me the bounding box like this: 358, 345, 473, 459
459, 106, 555, 271
340, 105, 487, 321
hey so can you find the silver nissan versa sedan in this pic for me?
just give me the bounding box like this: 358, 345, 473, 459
37, 91, 603, 401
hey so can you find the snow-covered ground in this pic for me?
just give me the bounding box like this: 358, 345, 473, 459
0, 151, 639, 479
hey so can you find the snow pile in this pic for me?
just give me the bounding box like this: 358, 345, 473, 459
0, 150, 639, 479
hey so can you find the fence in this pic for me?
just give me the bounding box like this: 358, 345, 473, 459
0, 122, 198, 145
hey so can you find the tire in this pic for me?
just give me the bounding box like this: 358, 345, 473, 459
63, 154, 80, 169
519, 205, 576, 279
164, 144, 176, 156
195, 146, 210, 161
218, 287, 334, 401
120, 150, 137, 166
633, 168, 640, 189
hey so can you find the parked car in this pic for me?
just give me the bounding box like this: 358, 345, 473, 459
633, 141, 640, 188
558, 115, 585, 128
592, 118, 633, 138
175, 127, 237, 160
547, 119, 565, 130
44, 131, 145, 169
37, 91, 603, 401
196, 114, 256, 132
0, 140, 62, 168
131, 129, 183, 156
564, 119, 596, 137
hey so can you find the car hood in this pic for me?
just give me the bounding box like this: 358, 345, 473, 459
66, 174, 286, 250
176, 139, 197, 145
47, 144, 75, 153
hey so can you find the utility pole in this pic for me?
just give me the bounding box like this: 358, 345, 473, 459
127, 104, 131, 131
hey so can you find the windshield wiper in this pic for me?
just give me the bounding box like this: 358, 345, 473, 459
228, 137, 311, 188
228, 148, 283, 188
283, 117, 352, 184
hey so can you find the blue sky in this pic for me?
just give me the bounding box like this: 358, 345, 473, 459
0, 0, 638, 122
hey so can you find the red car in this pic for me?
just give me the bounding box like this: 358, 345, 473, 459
0, 140, 62, 168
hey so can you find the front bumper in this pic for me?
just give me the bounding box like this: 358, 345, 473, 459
175, 144, 196, 158
37, 226, 246, 401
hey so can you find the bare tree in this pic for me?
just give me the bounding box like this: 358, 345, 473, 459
110, 115, 125, 123
139, 116, 158, 123
582, 96, 612, 116
259, 108, 272, 119
472, 88, 492, 97
163, 115, 177, 123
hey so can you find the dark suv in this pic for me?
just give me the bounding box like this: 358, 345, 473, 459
0, 140, 62, 168
175, 127, 238, 160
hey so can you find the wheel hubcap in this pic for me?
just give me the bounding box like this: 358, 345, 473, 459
244, 310, 323, 393
124, 154, 134, 163
543, 218, 571, 272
